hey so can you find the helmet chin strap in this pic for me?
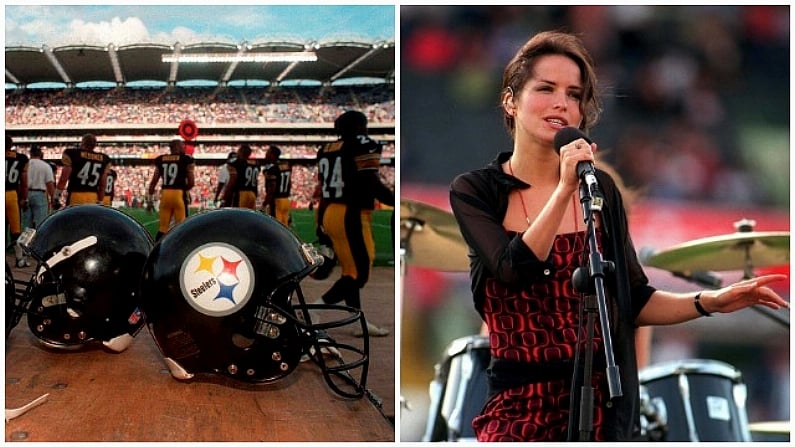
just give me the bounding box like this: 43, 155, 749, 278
35, 235, 98, 283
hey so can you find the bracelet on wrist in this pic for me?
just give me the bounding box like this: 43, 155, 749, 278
694, 292, 712, 317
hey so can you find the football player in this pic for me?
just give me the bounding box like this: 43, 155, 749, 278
101, 168, 118, 207
314, 110, 394, 337
54, 133, 111, 207
147, 139, 195, 241
5, 134, 30, 267
261, 145, 292, 226
221, 144, 258, 209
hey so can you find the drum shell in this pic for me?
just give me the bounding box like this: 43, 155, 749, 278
639, 359, 752, 442
423, 335, 489, 442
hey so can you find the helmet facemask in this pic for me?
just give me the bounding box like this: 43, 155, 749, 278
290, 281, 371, 399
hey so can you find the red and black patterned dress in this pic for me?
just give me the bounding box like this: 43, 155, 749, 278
472, 230, 608, 442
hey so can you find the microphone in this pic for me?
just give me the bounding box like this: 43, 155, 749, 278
638, 246, 723, 289
554, 127, 603, 207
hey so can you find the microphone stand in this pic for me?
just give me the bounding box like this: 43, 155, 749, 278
574, 179, 622, 441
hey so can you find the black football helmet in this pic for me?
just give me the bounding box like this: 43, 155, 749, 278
7, 205, 153, 352
139, 208, 369, 398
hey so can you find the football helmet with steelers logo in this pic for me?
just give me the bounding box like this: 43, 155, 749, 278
139, 208, 369, 398
7, 205, 153, 352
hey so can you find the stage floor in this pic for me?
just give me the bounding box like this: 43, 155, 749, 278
6, 254, 396, 442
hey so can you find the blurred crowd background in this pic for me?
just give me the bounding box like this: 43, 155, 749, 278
401, 5, 788, 206
398, 5, 789, 441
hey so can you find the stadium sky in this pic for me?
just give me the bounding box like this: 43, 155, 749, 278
5, 4, 395, 47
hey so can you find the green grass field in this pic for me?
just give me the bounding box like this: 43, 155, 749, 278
118, 207, 396, 267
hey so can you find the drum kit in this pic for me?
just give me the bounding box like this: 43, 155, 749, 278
400, 200, 790, 442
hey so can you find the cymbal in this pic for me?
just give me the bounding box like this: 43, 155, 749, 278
400, 199, 469, 272
643, 231, 789, 272
748, 420, 790, 435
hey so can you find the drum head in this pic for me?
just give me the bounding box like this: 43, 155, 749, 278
639, 358, 742, 383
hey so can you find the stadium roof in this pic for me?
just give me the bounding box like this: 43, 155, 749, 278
5, 39, 395, 88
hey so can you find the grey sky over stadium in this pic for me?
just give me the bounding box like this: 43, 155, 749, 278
5, 4, 395, 47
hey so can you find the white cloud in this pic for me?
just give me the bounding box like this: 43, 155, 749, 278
222, 9, 270, 29
153, 26, 204, 45
14, 18, 64, 46
66, 17, 151, 45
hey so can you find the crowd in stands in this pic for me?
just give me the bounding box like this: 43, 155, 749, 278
6, 84, 395, 210
5, 84, 394, 125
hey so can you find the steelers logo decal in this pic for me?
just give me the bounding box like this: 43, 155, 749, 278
180, 243, 254, 317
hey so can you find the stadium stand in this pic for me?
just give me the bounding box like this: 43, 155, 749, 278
6, 39, 395, 211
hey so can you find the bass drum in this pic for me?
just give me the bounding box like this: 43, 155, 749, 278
639, 359, 752, 442
423, 335, 490, 442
